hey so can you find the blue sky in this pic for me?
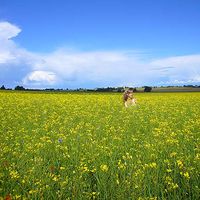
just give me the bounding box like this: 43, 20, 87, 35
0, 0, 200, 89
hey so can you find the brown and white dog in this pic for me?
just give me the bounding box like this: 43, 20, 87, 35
123, 89, 137, 107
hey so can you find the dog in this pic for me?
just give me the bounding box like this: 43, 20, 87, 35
123, 90, 137, 107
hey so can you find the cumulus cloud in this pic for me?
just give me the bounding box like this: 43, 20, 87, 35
0, 21, 200, 88
0, 21, 21, 40
34, 50, 148, 87
0, 22, 20, 63
0, 21, 43, 86
23, 71, 58, 86
150, 54, 200, 85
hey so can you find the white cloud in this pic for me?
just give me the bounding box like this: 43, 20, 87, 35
23, 70, 58, 86
0, 21, 44, 87
0, 21, 38, 65
32, 49, 159, 88
159, 75, 200, 85
0, 21, 21, 40
36, 50, 147, 85
0, 21, 21, 63
0, 21, 200, 88
150, 54, 200, 85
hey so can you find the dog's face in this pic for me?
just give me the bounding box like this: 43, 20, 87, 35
123, 92, 129, 101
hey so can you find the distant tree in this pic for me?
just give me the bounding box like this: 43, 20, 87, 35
133, 88, 137, 92
184, 85, 195, 88
117, 87, 124, 92
45, 88, 55, 91
144, 86, 152, 92
0, 85, 6, 90
15, 85, 25, 90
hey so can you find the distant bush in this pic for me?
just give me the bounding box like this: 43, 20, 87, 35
144, 86, 152, 92
15, 85, 25, 90
0, 85, 6, 90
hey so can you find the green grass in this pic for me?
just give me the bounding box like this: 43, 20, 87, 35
0, 91, 200, 199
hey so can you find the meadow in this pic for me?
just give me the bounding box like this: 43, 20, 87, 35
0, 91, 199, 200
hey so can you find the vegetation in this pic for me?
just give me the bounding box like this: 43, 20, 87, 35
14, 86, 26, 91
1, 84, 200, 93
0, 85, 6, 90
144, 86, 152, 92
0, 91, 200, 199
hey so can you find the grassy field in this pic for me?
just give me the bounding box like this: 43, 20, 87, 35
136, 87, 200, 93
0, 91, 200, 199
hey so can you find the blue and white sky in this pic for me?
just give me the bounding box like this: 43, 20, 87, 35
0, 0, 200, 89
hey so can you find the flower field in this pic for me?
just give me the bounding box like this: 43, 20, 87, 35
0, 91, 200, 199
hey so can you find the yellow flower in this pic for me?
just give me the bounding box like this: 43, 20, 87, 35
52, 176, 59, 181
177, 160, 183, 169
10, 170, 20, 179
170, 152, 177, 157
166, 169, 172, 173
149, 162, 157, 168
118, 160, 126, 170
82, 166, 89, 172
172, 183, 179, 189
100, 164, 109, 172
60, 166, 65, 170
183, 172, 190, 179
91, 168, 96, 173
15, 195, 21, 199
29, 190, 36, 194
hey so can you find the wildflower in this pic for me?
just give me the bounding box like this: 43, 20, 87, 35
10, 170, 20, 179
91, 192, 99, 199
177, 160, 183, 169
15, 195, 21, 199
149, 197, 158, 200
58, 138, 63, 143
118, 160, 126, 170
170, 152, 177, 157
90, 168, 96, 173
149, 162, 157, 168
166, 169, 172, 173
5, 194, 12, 200
100, 164, 109, 172
82, 166, 89, 172
172, 183, 179, 189
165, 176, 172, 184
60, 166, 65, 170
29, 190, 36, 194
183, 172, 190, 179
52, 176, 59, 181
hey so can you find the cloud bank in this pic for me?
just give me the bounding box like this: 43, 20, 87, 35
0, 21, 200, 88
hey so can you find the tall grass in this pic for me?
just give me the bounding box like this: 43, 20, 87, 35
0, 91, 199, 199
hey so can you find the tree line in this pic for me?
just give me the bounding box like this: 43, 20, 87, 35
0, 85, 151, 92
1, 84, 200, 92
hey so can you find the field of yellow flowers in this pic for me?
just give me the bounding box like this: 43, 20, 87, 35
0, 91, 199, 199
